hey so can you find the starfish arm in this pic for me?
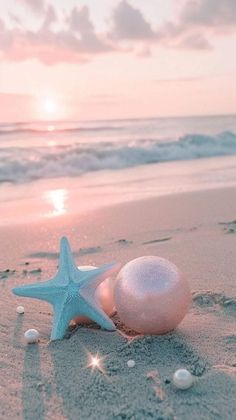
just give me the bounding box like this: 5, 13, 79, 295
79, 291, 116, 331
51, 294, 92, 340
58, 237, 78, 281
12, 278, 64, 305
79, 262, 120, 289
85, 302, 116, 331
50, 297, 79, 340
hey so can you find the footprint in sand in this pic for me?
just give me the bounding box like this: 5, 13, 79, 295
222, 334, 236, 356
192, 290, 236, 371
219, 220, 236, 233
78, 246, 102, 255
192, 291, 236, 316
27, 251, 61, 260
27, 246, 102, 260
0, 269, 16, 279
142, 237, 172, 245
115, 239, 133, 245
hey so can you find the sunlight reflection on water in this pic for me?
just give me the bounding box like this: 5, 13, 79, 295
44, 188, 68, 217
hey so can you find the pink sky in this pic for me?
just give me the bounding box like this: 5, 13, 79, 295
0, 0, 236, 121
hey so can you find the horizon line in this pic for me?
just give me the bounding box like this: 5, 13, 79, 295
1, 112, 236, 126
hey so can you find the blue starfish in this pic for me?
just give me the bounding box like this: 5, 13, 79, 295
12, 237, 118, 340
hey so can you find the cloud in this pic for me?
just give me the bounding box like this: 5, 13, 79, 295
41, 5, 57, 30
180, 0, 236, 28
0, 19, 12, 51
177, 33, 212, 50
68, 6, 111, 52
16, 0, 46, 14
9, 13, 22, 26
109, 1, 216, 50
0, 18, 5, 32
0, 5, 111, 65
1, 1, 236, 65
153, 0, 236, 50
111, 0, 155, 40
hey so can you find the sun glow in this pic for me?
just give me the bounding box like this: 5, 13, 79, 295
45, 189, 68, 217
43, 98, 57, 115
47, 124, 55, 132
34, 92, 68, 120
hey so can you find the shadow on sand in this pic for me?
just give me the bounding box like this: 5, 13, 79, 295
12, 315, 24, 348
22, 344, 45, 420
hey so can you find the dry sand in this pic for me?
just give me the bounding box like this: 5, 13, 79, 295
0, 187, 236, 419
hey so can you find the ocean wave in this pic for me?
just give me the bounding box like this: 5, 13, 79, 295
1, 131, 236, 183
0, 124, 123, 136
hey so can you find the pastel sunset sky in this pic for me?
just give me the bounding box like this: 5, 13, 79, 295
0, 0, 236, 121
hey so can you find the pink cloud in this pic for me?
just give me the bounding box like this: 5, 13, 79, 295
68, 6, 111, 53
16, 0, 45, 14
180, 0, 236, 28
111, 0, 155, 40
1, 1, 236, 65
0, 6, 112, 65
157, 0, 236, 49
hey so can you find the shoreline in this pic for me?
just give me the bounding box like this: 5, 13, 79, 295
1, 154, 236, 227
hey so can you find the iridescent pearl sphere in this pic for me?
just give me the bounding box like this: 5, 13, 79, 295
73, 265, 115, 324
114, 256, 191, 334
24, 329, 39, 344
127, 360, 136, 368
173, 369, 193, 390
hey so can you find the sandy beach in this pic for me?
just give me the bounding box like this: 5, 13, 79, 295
1, 186, 236, 419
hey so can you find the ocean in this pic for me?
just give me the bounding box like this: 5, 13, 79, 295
1, 114, 236, 183
1, 114, 236, 225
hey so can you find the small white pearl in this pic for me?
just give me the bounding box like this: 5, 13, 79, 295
24, 329, 39, 344
173, 369, 193, 390
16, 305, 25, 314
127, 360, 135, 368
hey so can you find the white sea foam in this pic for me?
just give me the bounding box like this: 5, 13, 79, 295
1, 130, 236, 183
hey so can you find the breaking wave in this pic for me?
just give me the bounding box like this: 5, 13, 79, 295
1, 131, 236, 183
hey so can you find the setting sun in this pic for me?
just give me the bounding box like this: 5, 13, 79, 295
35, 94, 66, 120
43, 98, 57, 115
